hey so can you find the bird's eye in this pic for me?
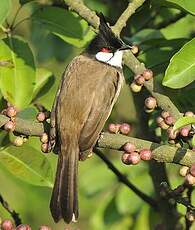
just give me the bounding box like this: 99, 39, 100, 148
100, 47, 112, 53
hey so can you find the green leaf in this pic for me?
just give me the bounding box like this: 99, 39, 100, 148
33, 7, 95, 48
17, 107, 37, 120
32, 68, 53, 100
153, 0, 195, 15
0, 36, 36, 109
163, 38, 195, 88
0, 0, 11, 26
173, 117, 195, 131
0, 145, 53, 187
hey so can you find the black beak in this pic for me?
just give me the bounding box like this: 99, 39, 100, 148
119, 43, 132, 51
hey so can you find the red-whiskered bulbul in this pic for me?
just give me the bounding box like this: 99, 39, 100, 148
49, 13, 131, 223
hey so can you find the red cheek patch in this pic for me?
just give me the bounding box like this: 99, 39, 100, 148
100, 47, 111, 53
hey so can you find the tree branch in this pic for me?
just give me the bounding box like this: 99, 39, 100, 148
112, 0, 146, 35
0, 194, 22, 226
97, 133, 195, 167
94, 148, 158, 210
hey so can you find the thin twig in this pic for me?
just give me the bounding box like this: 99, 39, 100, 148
0, 194, 22, 226
94, 148, 158, 210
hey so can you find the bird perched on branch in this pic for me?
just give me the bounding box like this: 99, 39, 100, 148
49, 13, 131, 223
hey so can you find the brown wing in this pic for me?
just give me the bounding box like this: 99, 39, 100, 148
78, 63, 122, 152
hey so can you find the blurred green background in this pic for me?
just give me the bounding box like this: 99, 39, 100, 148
0, 0, 195, 229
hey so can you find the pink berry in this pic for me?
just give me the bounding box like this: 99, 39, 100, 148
167, 127, 178, 140
144, 97, 157, 110
4, 121, 15, 132
40, 133, 49, 144
190, 164, 195, 177
6, 106, 17, 117
156, 116, 164, 124
161, 111, 170, 119
140, 149, 152, 161
119, 123, 131, 135
39, 226, 52, 230
121, 153, 132, 165
185, 111, 194, 117
164, 116, 174, 126
1, 219, 14, 230
15, 224, 31, 230
128, 152, 141, 165
158, 120, 169, 130
123, 142, 136, 153
180, 127, 190, 137
134, 74, 145, 85
36, 112, 46, 122
185, 174, 195, 185
142, 69, 153, 80
108, 123, 120, 134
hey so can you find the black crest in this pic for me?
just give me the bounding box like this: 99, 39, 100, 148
87, 13, 124, 54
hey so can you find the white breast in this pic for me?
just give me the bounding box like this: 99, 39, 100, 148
95, 50, 123, 68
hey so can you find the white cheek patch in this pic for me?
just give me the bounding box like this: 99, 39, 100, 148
95, 52, 114, 63
95, 50, 123, 68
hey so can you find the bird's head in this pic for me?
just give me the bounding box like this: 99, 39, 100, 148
87, 13, 131, 68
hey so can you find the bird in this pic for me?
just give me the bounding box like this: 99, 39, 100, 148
49, 13, 131, 224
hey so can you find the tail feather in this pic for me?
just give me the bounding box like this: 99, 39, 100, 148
50, 143, 79, 223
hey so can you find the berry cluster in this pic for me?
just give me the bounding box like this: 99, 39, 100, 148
0, 219, 51, 230
130, 69, 153, 93
108, 123, 131, 135
3, 106, 17, 132
180, 164, 195, 185
121, 142, 152, 165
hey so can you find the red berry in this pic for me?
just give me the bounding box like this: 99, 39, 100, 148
190, 164, 195, 177
39, 226, 52, 230
41, 143, 49, 153
140, 149, 152, 161
144, 97, 157, 110
1, 219, 14, 230
4, 121, 15, 132
134, 75, 145, 85
130, 81, 142, 92
142, 69, 153, 80
40, 133, 49, 144
108, 123, 120, 133
161, 111, 170, 119
164, 116, 174, 126
36, 112, 46, 122
123, 142, 136, 153
131, 45, 139, 54
15, 224, 31, 230
119, 123, 131, 135
6, 106, 17, 117
180, 127, 190, 137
